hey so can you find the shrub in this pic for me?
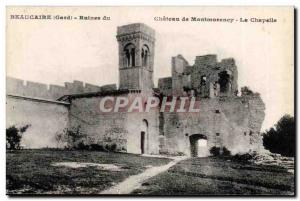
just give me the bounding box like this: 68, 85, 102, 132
176, 152, 185, 156
90, 144, 106, 151
210, 146, 231, 157
104, 143, 117, 152
210, 146, 221, 156
241, 86, 254, 96
222, 147, 231, 156
110, 143, 117, 151
76, 141, 89, 150
56, 126, 87, 149
66, 126, 86, 147
232, 153, 254, 163
105, 144, 110, 151
55, 133, 65, 148
6, 124, 30, 150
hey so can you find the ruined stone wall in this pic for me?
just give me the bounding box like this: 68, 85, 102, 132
191, 56, 238, 97
158, 77, 172, 96
160, 95, 265, 156
164, 55, 238, 98
7, 77, 115, 100
6, 95, 69, 148
68, 92, 160, 154
244, 94, 266, 151
171, 55, 189, 96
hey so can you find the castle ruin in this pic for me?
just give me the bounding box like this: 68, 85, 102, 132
6, 23, 265, 156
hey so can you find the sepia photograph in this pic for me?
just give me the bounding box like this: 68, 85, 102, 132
5, 6, 295, 196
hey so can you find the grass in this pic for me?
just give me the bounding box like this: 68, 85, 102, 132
132, 157, 295, 195
7, 150, 295, 195
6, 149, 171, 195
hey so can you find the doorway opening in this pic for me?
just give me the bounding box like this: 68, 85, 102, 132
141, 131, 145, 154
140, 119, 148, 154
189, 134, 209, 157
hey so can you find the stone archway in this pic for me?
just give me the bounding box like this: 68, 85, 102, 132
189, 134, 209, 157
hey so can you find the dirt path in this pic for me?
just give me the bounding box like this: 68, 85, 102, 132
100, 156, 186, 194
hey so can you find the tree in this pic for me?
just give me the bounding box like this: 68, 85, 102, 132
263, 115, 295, 157
6, 125, 30, 150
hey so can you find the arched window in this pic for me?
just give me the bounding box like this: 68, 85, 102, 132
141, 45, 150, 66
125, 49, 130, 67
123, 43, 135, 67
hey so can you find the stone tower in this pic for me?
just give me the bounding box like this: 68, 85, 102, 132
116, 23, 155, 91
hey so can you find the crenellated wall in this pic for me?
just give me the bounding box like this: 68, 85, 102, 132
6, 76, 117, 149
6, 76, 116, 100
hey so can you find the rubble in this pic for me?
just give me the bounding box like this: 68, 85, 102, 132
250, 151, 294, 174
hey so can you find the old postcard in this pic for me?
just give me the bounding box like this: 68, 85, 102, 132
6, 6, 294, 195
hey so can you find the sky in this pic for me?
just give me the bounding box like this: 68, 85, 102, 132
6, 6, 294, 130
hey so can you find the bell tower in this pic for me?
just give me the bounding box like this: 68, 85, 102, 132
116, 23, 155, 91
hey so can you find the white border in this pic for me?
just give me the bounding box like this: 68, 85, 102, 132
1, 0, 298, 200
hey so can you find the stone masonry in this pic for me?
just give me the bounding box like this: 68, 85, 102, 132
6, 23, 265, 156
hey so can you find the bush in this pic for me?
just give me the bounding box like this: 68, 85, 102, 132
66, 126, 86, 147
241, 86, 254, 96
90, 144, 106, 151
210, 146, 221, 156
232, 153, 254, 163
6, 125, 30, 150
104, 143, 117, 152
222, 147, 231, 156
110, 143, 117, 151
76, 141, 90, 150
210, 146, 231, 157
176, 152, 185, 156
55, 126, 87, 149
